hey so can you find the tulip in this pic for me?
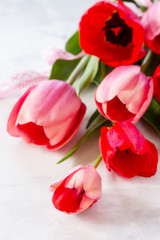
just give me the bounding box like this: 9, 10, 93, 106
153, 65, 160, 102
7, 80, 86, 149
50, 165, 102, 214
79, 0, 145, 67
141, 1, 160, 54
95, 65, 153, 123
100, 122, 158, 178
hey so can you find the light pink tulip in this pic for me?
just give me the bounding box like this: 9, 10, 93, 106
95, 65, 153, 123
50, 165, 102, 214
141, 1, 160, 54
7, 80, 86, 149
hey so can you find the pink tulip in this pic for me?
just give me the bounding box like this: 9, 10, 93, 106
7, 80, 86, 149
50, 165, 102, 214
95, 65, 153, 123
141, 1, 160, 54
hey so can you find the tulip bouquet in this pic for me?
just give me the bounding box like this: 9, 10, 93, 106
5, 0, 160, 214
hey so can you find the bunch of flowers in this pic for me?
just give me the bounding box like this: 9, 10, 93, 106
6, 0, 160, 214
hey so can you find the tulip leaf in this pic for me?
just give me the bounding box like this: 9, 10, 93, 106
142, 98, 160, 135
93, 62, 112, 86
86, 109, 100, 128
49, 58, 81, 81
142, 51, 160, 76
65, 31, 82, 55
86, 109, 113, 129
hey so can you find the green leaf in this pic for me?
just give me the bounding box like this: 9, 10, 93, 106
65, 31, 82, 55
92, 61, 112, 86
49, 58, 81, 81
86, 109, 100, 128
142, 98, 160, 135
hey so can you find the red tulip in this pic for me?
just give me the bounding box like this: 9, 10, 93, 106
50, 165, 102, 214
7, 80, 86, 149
100, 122, 158, 178
141, 1, 160, 54
79, 0, 145, 67
95, 65, 153, 123
153, 65, 160, 102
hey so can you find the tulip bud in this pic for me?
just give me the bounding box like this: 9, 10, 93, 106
95, 65, 153, 123
100, 122, 158, 178
7, 80, 86, 149
50, 165, 102, 214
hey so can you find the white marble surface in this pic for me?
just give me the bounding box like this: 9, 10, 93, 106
0, 1, 160, 240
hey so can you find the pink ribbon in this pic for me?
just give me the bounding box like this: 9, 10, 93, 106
0, 49, 84, 99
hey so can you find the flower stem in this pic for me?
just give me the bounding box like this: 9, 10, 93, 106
57, 115, 110, 164
57, 128, 92, 164
141, 50, 154, 73
94, 154, 102, 168
66, 55, 90, 85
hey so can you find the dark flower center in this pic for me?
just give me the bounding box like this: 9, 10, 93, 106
103, 11, 133, 47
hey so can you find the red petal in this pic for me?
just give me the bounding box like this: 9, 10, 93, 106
17, 122, 49, 145
106, 96, 135, 122
52, 186, 83, 213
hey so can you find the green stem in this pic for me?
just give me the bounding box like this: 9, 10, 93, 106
141, 50, 154, 73
73, 56, 99, 96
94, 154, 102, 168
66, 55, 90, 85
57, 115, 110, 164
57, 128, 92, 164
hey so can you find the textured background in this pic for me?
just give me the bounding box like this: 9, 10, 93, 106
0, 1, 160, 240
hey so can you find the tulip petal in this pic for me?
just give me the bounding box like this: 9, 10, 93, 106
17, 122, 49, 145
7, 85, 37, 137
47, 102, 86, 149
84, 165, 102, 199
78, 194, 95, 213
96, 65, 140, 103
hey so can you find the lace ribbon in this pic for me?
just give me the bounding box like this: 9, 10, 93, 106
0, 49, 84, 99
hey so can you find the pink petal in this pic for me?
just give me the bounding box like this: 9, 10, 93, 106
7, 85, 37, 137
78, 194, 95, 213
47, 102, 86, 150
95, 65, 141, 103
16, 80, 81, 126
50, 180, 63, 192
133, 77, 153, 123
84, 165, 102, 199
